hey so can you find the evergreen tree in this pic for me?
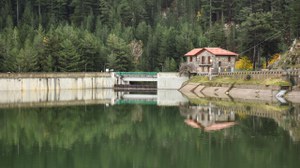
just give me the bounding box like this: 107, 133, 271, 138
163, 57, 177, 72
239, 12, 280, 70
34, 25, 50, 72
99, 0, 110, 24
79, 31, 103, 71
207, 22, 227, 48
118, 0, 133, 26
107, 33, 133, 71
1, 28, 20, 72
290, 0, 300, 38
58, 39, 82, 72
16, 39, 37, 72
0, 37, 5, 72
0, 0, 298, 72
44, 27, 62, 72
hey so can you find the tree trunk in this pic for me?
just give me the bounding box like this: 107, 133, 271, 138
252, 46, 256, 70
209, 0, 212, 28
38, 0, 41, 18
16, 0, 19, 25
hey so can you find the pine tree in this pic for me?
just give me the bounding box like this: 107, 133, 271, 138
163, 57, 177, 72
79, 31, 103, 71
239, 12, 280, 70
290, 0, 300, 38
99, 0, 111, 24
34, 25, 51, 72
118, 0, 133, 26
107, 33, 133, 71
0, 36, 5, 72
44, 28, 62, 72
16, 39, 37, 72
58, 39, 82, 72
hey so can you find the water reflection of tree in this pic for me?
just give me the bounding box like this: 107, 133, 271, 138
0, 104, 300, 167
0, 105, 197, 150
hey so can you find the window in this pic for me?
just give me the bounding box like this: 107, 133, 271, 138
202, 57, 205, 64
208, 56, 211, 64
218, 61, 221, 67
228, 56, 231, 62
189, 56, 193, 62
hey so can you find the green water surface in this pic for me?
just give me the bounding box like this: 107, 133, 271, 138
0, 102, 299, 168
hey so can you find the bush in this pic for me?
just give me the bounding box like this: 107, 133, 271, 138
244, 74, 251, 80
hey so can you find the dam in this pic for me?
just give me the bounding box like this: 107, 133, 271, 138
0, 72, 188, 92
0, 72, 188, 108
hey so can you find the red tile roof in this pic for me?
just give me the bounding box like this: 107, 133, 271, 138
205, 47, 238, 56
184, 47, 238, 56
184, 48, 203, 56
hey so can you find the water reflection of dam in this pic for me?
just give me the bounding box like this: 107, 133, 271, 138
0, 89, 189, 108
0, 89, 299, 141
0, 89, 116, 108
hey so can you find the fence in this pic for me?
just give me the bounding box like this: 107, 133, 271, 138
218, 70, 285, 80
115, 72, 157, 77
196, 70, 298, 80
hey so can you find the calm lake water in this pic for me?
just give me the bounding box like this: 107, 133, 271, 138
0, 90, 299, 168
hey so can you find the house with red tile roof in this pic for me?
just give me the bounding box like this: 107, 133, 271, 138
184, 47, 238, 74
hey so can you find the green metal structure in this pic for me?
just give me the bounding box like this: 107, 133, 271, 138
115, 72, 157, 76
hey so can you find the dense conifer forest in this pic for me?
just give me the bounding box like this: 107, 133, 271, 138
0, 0, 299, 72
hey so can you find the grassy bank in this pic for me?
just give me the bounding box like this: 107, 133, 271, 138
188, 76, 291, 87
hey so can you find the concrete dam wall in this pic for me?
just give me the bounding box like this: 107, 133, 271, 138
157, 73, 188, 89
0, 72, 188, 91
0, 72, 115, 91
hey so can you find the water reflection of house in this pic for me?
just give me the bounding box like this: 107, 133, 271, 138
180, 104, 236, 131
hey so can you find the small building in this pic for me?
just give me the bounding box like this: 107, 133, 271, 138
184, 47, 238, 74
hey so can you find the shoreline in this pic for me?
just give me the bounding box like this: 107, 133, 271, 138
179, 82, 300, 104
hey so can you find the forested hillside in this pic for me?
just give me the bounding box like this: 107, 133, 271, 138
0, 0, 299, 72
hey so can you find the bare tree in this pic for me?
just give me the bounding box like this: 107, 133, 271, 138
179, 63, 196, 77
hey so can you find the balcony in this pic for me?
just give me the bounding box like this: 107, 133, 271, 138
191, 61, 212, 67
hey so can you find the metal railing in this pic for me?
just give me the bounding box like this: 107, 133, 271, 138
115, 72, 157, 77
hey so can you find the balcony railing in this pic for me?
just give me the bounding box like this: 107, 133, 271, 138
189, 61, 212, 67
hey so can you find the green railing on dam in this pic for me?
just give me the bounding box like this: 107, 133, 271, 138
115, 72, 157, 77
